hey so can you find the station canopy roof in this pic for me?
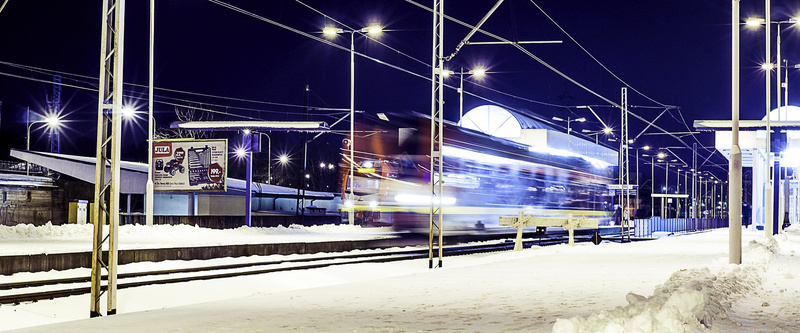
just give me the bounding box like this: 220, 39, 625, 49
458, 105, 556, 138
457, 105, 617, 167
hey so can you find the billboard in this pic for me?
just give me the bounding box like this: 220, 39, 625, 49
152, 139, 227, 192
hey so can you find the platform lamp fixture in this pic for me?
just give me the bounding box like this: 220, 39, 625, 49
581, 127, 614, 144
552, 116, 586, 135
442, 67, 486, 122
26, 111, 61, 175
323, 24, 383, 225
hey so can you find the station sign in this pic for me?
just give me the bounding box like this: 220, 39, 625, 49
608, 184, 637, 190
612, 189, 638, 196
152, 139, 228, 192
357, 168, 375, 173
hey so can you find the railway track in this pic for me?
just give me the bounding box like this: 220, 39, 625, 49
0, 236, 585, 305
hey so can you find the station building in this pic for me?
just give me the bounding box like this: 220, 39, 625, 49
696, 106, 800, 229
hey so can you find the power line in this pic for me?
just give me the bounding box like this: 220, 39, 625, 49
527, 0, 675, 109
206, 0, 571, 112
293, 0, 430, 69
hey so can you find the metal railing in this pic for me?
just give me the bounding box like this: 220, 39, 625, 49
632, 217, 728, 238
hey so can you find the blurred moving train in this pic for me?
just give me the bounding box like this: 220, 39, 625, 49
339, 110, 616, 234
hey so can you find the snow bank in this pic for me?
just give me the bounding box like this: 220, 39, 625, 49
552, 234, 778, 333
0, 222, 91, 240
0, 223, 394, 255
0, 223, 389, 240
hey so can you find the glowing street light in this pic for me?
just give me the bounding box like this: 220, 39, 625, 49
121, 106, 136, 120
745, 17, 765, 27
26, 112, 61, 175
552, 116, 586, 135
235, 147, 247, 158
444, 67, 487, 122
323, 23, 383, 225
745, 15, 799, 237
279, 154, 289, 164
581, 127, 614, 144
747, 16, 800, 234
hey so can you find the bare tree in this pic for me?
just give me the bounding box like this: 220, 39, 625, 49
155, 105, 214, 139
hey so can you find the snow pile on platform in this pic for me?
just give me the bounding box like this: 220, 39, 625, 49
0, 223, 393, 255
552, 235, 779, 332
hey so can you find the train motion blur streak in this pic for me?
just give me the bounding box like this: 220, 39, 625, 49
339, 112, 614, 234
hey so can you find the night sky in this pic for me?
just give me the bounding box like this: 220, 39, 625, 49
0, 0, 798, 187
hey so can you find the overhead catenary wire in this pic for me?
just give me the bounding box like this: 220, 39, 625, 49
205, 0, 570, 119
404, 0, 706, 156
0, 60, 312, 110
527, 0, 673, 109
4, 0, 723, 174
1, 2, 575, 129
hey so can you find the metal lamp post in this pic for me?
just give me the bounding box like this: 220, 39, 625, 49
744, 14, 799, 237
730, 0, 742, 261
582, 127, 614, 144
146, 0, 155, 227
26, 113, 60, 176
323, 24, 383, 225
552, 116, 586, 135
241, 130, 253, 227
255, 132, 272, 184
443, 67, 486, 123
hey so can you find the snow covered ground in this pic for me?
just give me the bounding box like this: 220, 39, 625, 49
2, 224, 800, 332
0, 223, 395, 255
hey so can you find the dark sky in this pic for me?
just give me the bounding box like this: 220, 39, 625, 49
0, 0, 798, 184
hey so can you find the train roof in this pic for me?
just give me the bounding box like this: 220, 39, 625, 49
358, 111, 616, 176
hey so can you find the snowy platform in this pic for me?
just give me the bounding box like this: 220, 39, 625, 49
0, 223, 397, 256
3, 226, 800, 332
0, 223, 398, 275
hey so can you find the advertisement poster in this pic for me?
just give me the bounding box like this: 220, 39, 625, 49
152, 139, 227, 192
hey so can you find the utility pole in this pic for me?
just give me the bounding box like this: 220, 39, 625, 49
730, 0, 743, 264
429, 0, 445, 269
91, 0, 125, 316
619, 87, 630, 240
693, 143, 698, 218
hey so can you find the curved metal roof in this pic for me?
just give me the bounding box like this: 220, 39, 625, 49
458, 105, 556, 138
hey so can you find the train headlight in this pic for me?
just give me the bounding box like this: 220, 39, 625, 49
369, 201, 378, 209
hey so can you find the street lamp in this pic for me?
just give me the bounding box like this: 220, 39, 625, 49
581, 127, 614, 144
746, 16, 799, 237
654, 151, 666, 216
240, 129, 254, 227
252, 132, 272, 184
26, 112, 61, 175
631, 145, 649, 217
121, 106, 136, 120
552, 116, 586, 135
443, 67, 486, 122
323, 24, 383, 225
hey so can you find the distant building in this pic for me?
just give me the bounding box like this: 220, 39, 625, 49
0, 173, 66, 226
